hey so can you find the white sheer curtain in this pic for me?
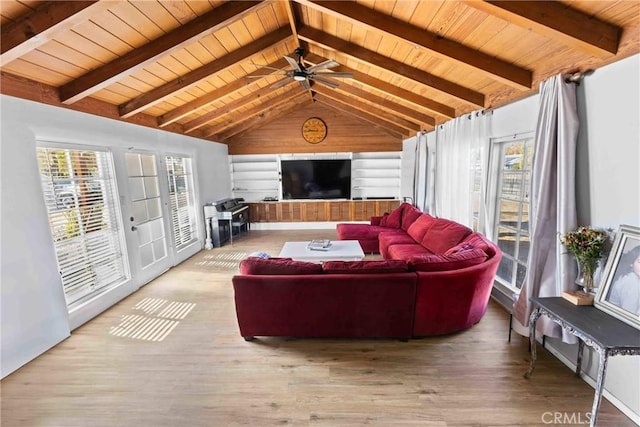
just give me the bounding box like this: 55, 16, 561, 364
513, 74, 579, 342
412, 131, 428, 211
430, 110, 489, 228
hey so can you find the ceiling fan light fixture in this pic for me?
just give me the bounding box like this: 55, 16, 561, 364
293, 71, 307, 81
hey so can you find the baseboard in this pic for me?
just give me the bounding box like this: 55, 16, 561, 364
542, 342, 640, 425
250, 221, 367, 230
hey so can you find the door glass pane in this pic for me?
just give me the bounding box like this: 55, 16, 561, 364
144, 177, 159, 198
492, 136, 534, 292
129, 177, 145, 201
125, 153, 167, 270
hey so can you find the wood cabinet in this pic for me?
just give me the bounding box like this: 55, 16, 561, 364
249, 200, 401, 223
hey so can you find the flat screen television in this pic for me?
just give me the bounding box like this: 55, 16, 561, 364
281, 159, 351, 200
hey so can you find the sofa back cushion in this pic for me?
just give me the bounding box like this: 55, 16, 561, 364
421, 218, 472, 254
406, 214, 437, 242
407, 248, 487, 272
239, 257, 323, 275
401, 204, 423, 231
380, 205, 403, 228
322, 259, 409, 274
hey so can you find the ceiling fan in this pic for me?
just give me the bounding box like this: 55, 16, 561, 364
251, 47, 353, 90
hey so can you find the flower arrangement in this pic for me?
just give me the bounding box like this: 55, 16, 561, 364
560, 226, 609, 292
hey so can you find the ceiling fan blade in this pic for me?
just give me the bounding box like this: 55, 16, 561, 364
299, 79, 312, 91
309, 76, 340, 89
284, 55, 302, 71
313, 71, 354, 79
270, 78, 291, 89
306, 60, 339, 72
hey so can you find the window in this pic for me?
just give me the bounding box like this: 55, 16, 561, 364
37, 145, 129, 308
165, 155, 197, 251
490, 135, 534, 292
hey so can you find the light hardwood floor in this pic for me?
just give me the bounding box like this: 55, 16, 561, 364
1, 230, 635, 426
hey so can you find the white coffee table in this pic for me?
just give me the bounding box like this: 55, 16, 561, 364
278, 240, 365, 263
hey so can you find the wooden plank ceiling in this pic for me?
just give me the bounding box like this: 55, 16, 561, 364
1, 0, 639, 149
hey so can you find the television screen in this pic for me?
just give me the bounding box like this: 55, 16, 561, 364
281, 159, 351, 200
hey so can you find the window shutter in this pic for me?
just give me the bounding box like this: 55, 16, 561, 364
165, 156, 197, 250
37, 147, 129, 307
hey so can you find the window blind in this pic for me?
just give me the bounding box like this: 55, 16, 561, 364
165, 156, 197, 251
37, 147, 129, 307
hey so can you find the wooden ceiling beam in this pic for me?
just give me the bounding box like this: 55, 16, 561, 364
284, 1, 301, 44
465, 0, 620, 57
299, 26, 485, 107
59, 1, 266, 104
183, 79, 296, 133
332, 80, 435, 128
119, 27, 292, 118
157, 57, 291, 127
220, 96, 312, 141
312, 84, 420, 133
202, 86, 305, 137
0, 1, 106, 67
303, 52, 455, 119
0, 71, 209, 140
313, 93, 410, 138
312, 93, 415, 138
297, 0, 532, 90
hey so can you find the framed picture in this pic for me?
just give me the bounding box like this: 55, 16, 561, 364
594, 224, 640, 329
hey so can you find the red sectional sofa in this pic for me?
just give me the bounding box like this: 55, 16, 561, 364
232, 204, 501, 340
337, 203, 502, 336
233, 258, 417, 340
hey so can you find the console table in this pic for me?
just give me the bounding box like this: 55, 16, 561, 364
524, 297, 640, 427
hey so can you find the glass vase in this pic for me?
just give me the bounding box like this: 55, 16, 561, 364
575, 259, 596, 294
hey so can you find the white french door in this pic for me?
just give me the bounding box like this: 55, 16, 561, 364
124, 152, 172, 285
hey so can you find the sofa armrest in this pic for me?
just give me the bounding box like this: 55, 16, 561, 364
370, 216, 383, 225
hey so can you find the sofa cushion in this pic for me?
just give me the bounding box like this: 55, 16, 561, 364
384, 206, 403, 229
322, 259, 409, 274
239, 257, 323, 275
421, 218, 472, 254
378, 231, 417, 258
379, 231, 416, 247
401, 204, 423, 231
337, 223, 387, 240
387, 243, 433, 260
406, 214, 437, 242
407, 248, 488, 272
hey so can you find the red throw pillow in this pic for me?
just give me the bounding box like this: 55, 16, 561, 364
379, 212, 390, 227
322, 260, 409, 274
239, 257, 322, 275
408, 248, 487, 272
384, 206, 403, 229
420, 218, 472, 254
444, 242, 474, 255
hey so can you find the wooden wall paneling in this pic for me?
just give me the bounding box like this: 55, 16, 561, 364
248, 200, 401, 223
227, 103, 402, 155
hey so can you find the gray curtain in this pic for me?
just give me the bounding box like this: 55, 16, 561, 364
513, 74, 579, 342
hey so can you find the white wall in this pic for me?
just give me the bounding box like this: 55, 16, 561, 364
560, 54, 640, 420
0, 95, 231, 378
490, 54, 640, 421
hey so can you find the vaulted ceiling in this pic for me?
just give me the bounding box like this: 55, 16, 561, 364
1, 0, 639, 147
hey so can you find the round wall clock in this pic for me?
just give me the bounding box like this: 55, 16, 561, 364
301, 117, 327, 144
